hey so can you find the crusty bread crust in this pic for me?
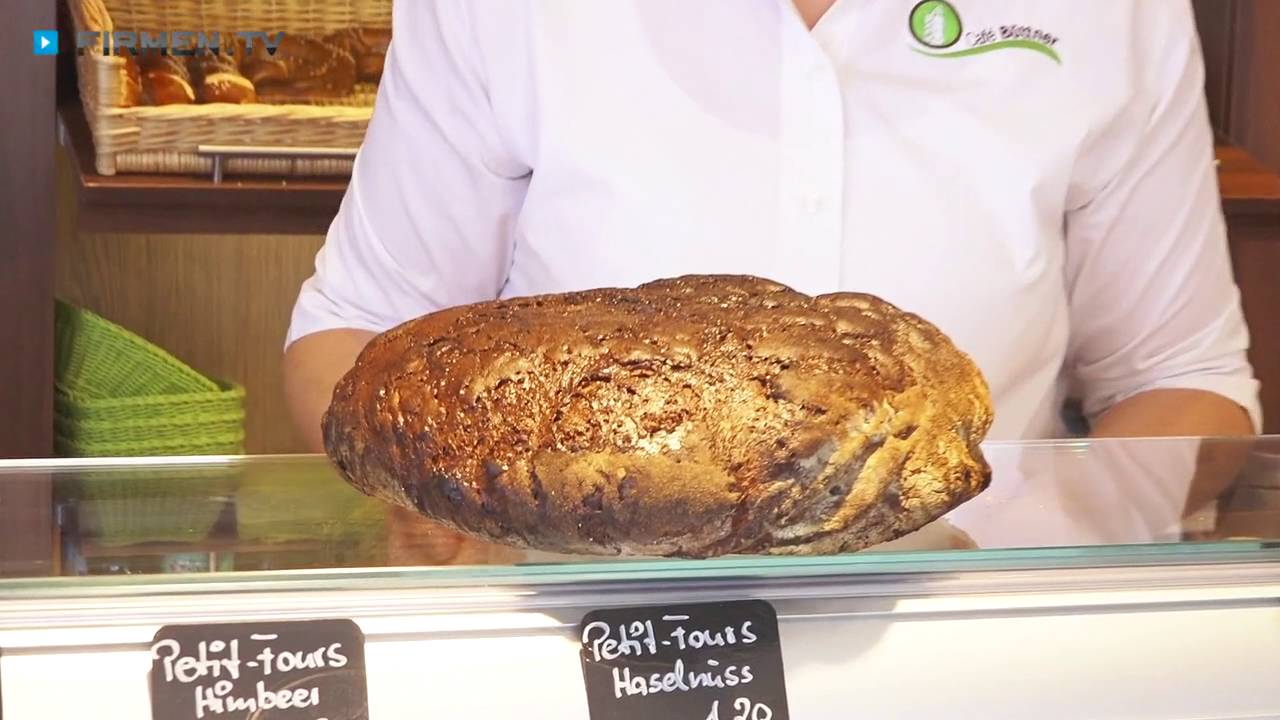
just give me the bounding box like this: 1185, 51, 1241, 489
323, 275, 993, 558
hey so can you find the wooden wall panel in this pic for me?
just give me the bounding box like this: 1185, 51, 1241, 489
55, 149, 324, 455
1229, 0, 1280, 173
0, 0, 56, 457
0, 0, 56, 576
1228, 219, 1280, 435
1192, 0, 1236, 135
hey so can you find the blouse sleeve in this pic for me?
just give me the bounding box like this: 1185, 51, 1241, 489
1062, 0, 1261, 431
285, 0, 530, 348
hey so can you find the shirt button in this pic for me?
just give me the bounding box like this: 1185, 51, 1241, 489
801, 195, 827, 214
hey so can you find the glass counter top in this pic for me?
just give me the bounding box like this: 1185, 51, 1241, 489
0, 436, 1277, 595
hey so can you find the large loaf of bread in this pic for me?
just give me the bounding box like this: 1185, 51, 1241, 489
323, 275, 993, 558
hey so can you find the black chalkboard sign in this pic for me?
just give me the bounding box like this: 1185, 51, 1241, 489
579, 600, 790, 720
149, 618, 368, 720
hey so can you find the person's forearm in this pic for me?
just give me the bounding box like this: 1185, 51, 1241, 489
283, 328, 377, 453
1089, 388, 1255, 439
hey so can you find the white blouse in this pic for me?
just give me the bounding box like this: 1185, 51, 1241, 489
287, 0, 1261, 440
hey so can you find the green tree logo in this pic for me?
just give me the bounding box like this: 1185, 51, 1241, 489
910, 0, 962, 49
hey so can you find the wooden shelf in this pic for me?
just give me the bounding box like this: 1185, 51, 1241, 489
58, 103, 347, 235
1217, 144, 1280, 219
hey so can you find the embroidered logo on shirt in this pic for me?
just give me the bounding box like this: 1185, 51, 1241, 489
909, 1, 962, 49
909, 1, 1062, 64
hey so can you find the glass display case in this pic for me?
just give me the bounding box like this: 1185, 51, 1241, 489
2, 436, 1278, 719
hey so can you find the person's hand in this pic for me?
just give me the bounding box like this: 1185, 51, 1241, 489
283, 328, 377, 453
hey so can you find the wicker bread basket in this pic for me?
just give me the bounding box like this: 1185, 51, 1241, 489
67, 0, 391, 177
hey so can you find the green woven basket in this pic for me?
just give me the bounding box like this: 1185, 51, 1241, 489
56, 433, 245, 459
55, 381, 246, 425
56, 413, 246, 446
55, 300, 218, 397
54, 299, 246, 459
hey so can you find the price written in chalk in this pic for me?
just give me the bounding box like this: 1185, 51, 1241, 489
149, 619, 368, 720
705, 697, 776, 720
578, 600, 790, 720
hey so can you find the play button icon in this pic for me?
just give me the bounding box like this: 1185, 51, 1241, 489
33, 30, 59, 55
